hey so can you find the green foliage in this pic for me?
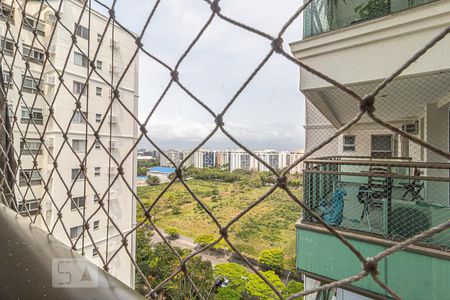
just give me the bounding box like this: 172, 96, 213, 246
214, 263, 249, 295
283, 280, 304, 299
138, 159, 159, 169
216, 287, 241, 300
146, 175, 160, 186
171, 205, 181, 215
259, 248, 284, 272
194, 234, 215, 246
245, 270, 285, 300
165, 227, 179, 239
213, 239, 231, 252
137, 166, 148, 176
135, 231, 214, 298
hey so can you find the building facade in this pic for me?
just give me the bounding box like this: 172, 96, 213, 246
291, 0, 450, 299
1, 0, 138, 287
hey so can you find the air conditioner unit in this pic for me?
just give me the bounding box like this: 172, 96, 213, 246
46, 75, 56, 85
109, 39, 120, 50
401, 121, 418, 135
108, 115, 119, 124
108, 167, 118, 175
45, 138, 54, 148
108, 64, 122, 74
45, 12, 56, 23
48, 45, 56, 55
109, 140, 118, 150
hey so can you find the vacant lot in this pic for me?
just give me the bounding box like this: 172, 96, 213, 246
137, 180, 302, 260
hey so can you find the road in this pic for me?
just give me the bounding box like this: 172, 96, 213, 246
150, 229, 258, 268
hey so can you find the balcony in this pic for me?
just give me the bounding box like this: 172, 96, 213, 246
303, 0, 441, 38
302, 156, 450, 250
297, 156, 450, 298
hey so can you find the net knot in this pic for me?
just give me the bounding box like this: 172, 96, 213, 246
360, 94, 375, 114
210, 0, 221, 14
122, 238, 128, 247
53, 161, 58, 168
170, 70, 179, 81
219, 227, 228, 239
103, 265, 109, 272
271, 37, 283, 54
90, 60, 96, 69
109, 8, 115, 19
57, 212, 62, 218
135, 37, 143, 48
176, 168, 183, 179
277, 175, 287, 189
363, 258, 379, 275
144, 210, 152, 220
84, 223, 90, 230
118, 166, 124, 175
55, 12, 61, 21
75, 101, 82, 109
71, 35, 77, 44
67, 191, 72, 197
140, 124, 148, 134
98, 199, 104, 207
113, 89, 120, 98
215, 114, 224, 126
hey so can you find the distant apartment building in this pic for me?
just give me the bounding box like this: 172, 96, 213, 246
287, 149, 304, 174
1, 0, 138, 286
255, 150, 280, 172
159, 149, 182, 167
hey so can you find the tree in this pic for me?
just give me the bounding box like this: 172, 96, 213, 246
194, 234, 215, 247
245, 270, 285, 300
165, 227, 180, 239
135, 231, 214, 298
137, 166, 148, 176
146, 175, 160, 186
259, 248, 284, 272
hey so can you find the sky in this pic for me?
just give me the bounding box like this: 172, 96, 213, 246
94, 0, 306, 151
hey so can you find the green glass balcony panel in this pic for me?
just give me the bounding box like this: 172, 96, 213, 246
303, 0, 441, 38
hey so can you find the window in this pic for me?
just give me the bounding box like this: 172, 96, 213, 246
93, 248, 99, 257
95, 141, 101, 149
72, 139, 86, 152
23, 45, 45, 64
97, 33, 102, 43
94, 167, 101, 176
0, 37, 14, 56
371, 135, 393, 158
19, 169, 42, 186
93, 220, 100, 230
71, 168, 85, 181
71, 196, 86, 210
72, 111, 87, 124
343, 135, 356, 152
70, 225, 84, 239
95, 113, 102, 122
24, 17, 45, 36
73, 80, 87, 95
74, 23, 89, 39
96, 60, 103, 70
20, 139, 42, 155
74, 52, 88, 67
23, 76, 40, 94
21, 107, 43, 125
2, 71, 13, 87
0, 4, 14, 22
96, 87, 102, 96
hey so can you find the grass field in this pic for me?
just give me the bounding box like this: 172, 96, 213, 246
137, 179, 302, 261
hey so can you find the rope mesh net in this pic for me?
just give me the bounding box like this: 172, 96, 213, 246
0, 0, 449, 299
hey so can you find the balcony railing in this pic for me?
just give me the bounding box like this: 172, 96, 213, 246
303, 0, 441, 38
303, 156, 450, 251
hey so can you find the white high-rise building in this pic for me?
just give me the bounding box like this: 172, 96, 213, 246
2, 0, 138, 286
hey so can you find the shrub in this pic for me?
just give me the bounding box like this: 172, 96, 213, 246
194, 234, 215, 247
146, 175, 161, 186
283, 280, 304, 299
214, 263, 249, 295
216, 287, 241, 300
213, 240, 231, 252
245, 270, 284, 300
259, 248, 284, 272
171, 206, 181, 215
165, 227, 179, 239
